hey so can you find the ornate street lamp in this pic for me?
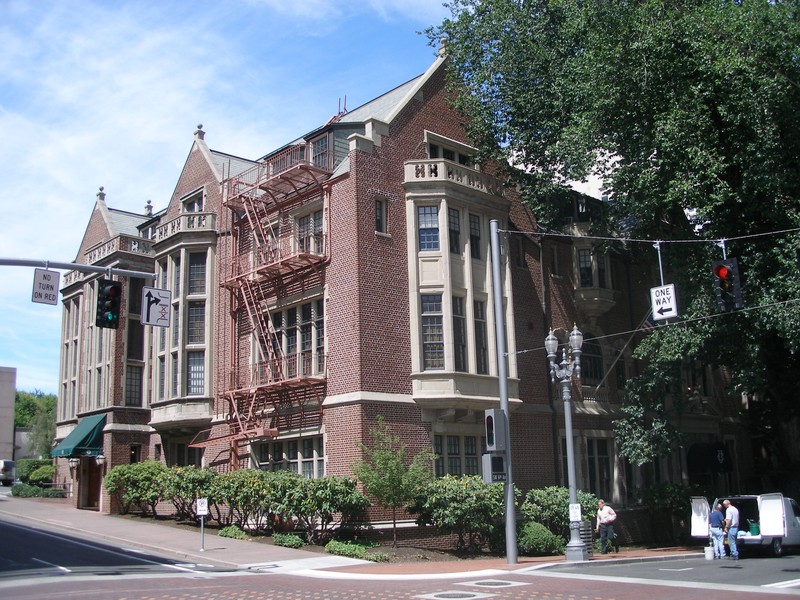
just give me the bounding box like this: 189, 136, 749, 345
546, 325, 588, 561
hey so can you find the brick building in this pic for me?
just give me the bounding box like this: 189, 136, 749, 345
54, 51, 745, 517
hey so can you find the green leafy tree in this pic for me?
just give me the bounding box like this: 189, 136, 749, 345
15, 390, 56, 457
429, 1, 800, 476
352, 416, 435, 546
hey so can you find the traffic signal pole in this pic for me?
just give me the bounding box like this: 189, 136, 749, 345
489, 220, 517, 564
0, 258, 157, 281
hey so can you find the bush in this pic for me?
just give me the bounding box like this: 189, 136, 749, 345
518, 521, 565, 556
324, 540, 389, 562
16, 459, 50, 484
103, 461, 170, 516
219, 525, 248, 540
29, 465, 55, 486
285, 476, 370, 544
165, 465, 218, 521
520, 486, 597, 543
11, 483, 65, 498
272, 533, 306, 549
408, 475, 515, 553
212, 468, 291, 533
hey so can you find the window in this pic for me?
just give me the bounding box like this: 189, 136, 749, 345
577, 247, 610, 289
188, 253, 206, 294
158, 356, 165, 401
126, 319, 144, 361
418, 205, 440, 251
469, 214, 481, 259
578, 249, 593, 288
474, 301, 489, 375
183, 192, 203, 213
434, 434, 481, 477
257, 436, 324, 478
312, 136, 328, 169
129, 278, 144, 314
187, 301, 205, 344
298, 209, 323, 254
173, 256, 181, 296
448, 208, 460, 254
581, 336, 603, 382
171, 353, 179, 396
271, 300, 325, 378
186, 351, 204, 395
588, 438, 613, 500
453, 297, 467, 372
125, 365, 142, 407
429, 142, 473, 166
421, 294, 444, 370
375, 197, 387, 233
129, 445, 142, 464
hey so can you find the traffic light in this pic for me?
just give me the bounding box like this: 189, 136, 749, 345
96, 279, 122, 329
484, 408, 507, 453
712, 258, 743, 313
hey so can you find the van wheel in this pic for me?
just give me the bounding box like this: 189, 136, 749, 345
772, 538, 784, 557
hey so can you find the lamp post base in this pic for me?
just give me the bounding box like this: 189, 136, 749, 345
565, 541, 590, 562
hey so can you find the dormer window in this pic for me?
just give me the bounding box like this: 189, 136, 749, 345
183, 192, 204, 213
425, 131, 476, 168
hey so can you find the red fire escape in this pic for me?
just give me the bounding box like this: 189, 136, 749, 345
191, 142, 330, 465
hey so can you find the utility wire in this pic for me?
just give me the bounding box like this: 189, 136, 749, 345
508, 297, 800, 357
499, 226, 800, 247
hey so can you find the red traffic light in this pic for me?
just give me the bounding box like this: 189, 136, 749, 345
713, 263, 731, 280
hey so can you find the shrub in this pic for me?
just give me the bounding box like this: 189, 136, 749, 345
520, 486, 597, 543
285, 476, 370, 544
518, 521, 565, 556
11, 483, 64, 498
165, 465, 218, 521
103, 461, 170, 516
272, 533, 306, 549
29, 465, 55, 486
408, 475, 515, 553
212, 468, 285, 532
16, 459, 50, 483
324, 540, 388, 562
219, 525, 248, 540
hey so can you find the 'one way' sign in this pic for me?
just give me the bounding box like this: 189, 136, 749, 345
650, 283, 678, 321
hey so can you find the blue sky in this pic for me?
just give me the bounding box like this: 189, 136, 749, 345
0, 0, 450, 394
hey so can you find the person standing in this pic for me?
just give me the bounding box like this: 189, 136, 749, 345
723, 498, 740, 560
709, 503, 726, 559
596, 499, 617, 554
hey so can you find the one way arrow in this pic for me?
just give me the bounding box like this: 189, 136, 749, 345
657, 305, 674, 316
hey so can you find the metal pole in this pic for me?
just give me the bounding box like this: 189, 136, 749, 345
562, 367, 588, 561
490, 219, 517, 564
200, 515, 205, 551
0, 257, 157, 280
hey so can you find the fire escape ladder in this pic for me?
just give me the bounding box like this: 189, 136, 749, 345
238, 277, 285, 386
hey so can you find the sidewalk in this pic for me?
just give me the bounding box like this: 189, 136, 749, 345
0, 494, 701, 578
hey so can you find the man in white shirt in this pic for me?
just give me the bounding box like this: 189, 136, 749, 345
723, 498, 740, 560
595, 499, 617, 554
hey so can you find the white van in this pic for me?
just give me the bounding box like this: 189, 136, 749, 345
691, 494, 800, 556
0, 460, 15, 486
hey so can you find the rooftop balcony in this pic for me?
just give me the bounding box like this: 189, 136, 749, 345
403, 159, 506, 199
153, 212, 216, 244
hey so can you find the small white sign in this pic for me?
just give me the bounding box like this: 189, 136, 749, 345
32, 268, 60, 305
141, 286, 171, 327
569, 502, 582, 522
196, 498, 208, 516
650, 283, 678, 321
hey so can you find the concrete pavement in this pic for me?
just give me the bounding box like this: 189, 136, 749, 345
0, 493, 702, 579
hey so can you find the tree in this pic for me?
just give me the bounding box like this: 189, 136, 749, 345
429, 1, 800, 478
15, 390, 56, 458
352, 416, 435, 546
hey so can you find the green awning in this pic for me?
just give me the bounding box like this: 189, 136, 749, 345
51, 414, 107, 458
